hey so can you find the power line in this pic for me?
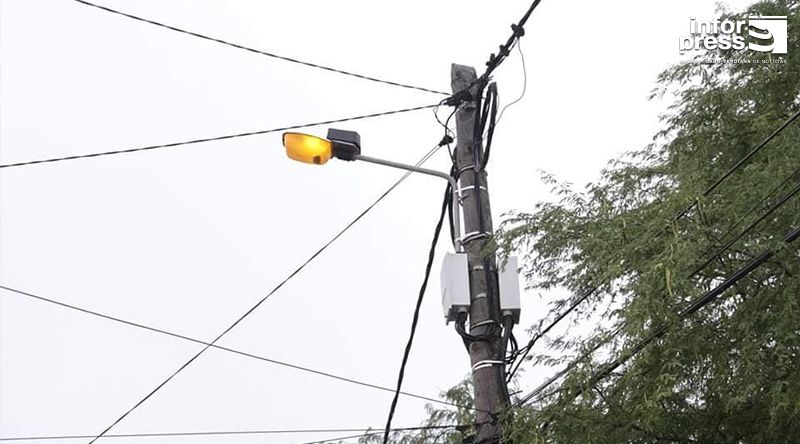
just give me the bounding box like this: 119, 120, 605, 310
513, 326, 622, 406
689, 109, 800, 210
382, 184, 452, 444
69, 0, 449, 96
483, 0, 543, 79
0, 424, 462, 442
81, 140, 461, 442
506, 286, 595, 383
0, 103, 438, 169
519, 224, 800, 406
442, 0, 544, 106
0, 284, 468, 411
579, 225, 800, 398
508, 108, 800, 383
689, 163, 800, 278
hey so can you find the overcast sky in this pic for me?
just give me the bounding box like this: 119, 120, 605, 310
1, 0, 755, 443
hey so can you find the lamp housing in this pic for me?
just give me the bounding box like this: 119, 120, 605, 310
327, 128, 361, 161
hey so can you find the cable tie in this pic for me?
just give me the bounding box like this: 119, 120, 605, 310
474, 292, 488, 300
511, 24, 526, 37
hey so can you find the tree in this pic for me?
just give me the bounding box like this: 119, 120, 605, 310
380, 1, 799, 443
492, 1, 800, 442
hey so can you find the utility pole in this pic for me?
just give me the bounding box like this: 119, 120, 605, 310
451, 64, 510, 443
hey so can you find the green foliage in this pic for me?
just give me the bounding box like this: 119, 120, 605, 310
492, 1, 800, 442
358, 380, 478, 444
381, 1, 800, 443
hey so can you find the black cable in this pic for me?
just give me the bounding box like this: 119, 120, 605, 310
689, 165, 800, 278
675, 108, 800, 220
69, 0, 449, 96
508, 109, 800, 383
479, 83, 498, 172
454, 312, 499, 344
433, 101, 458, 163
513, 328, 619, 406
0, 104, 438, 169
382, 184, 452, 444
506, 286, 597, 383
483, 0, 542, 78
442, 0, 541, 104
519, 224, 800, 406
0, 284, 471, 412
81, 142, 453, 443
0, 424, 463, 442
577, 225, 800, 398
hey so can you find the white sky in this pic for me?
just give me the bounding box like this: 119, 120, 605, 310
0, 0, 755, 443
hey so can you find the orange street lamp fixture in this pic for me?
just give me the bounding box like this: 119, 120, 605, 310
283, 128, 462, 251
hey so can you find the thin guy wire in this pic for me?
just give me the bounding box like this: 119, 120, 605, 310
0, 424, 460, 442
0, 104, 438, 169
495, 40, 527, 127
0, 284, 469, 412
70, 0, 449, 96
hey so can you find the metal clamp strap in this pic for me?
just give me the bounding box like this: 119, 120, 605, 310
457, 185, 488, 194
458, 164, 477, 175
470, 319, 499, 329
458, 231, 491, 244
472, 360, 504, 372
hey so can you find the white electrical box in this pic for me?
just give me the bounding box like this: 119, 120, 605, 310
499, 256, 522, 323
440, 253, 470, 324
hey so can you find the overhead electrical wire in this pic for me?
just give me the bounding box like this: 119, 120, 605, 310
681, 108, 800, 216
0, 284, 468, 412
518, 224, 800, 407
443, 0, 543, 104
506, 288, 594, 383
0, 103, 438, 169
513, 326, 623, 406
483, 0, 543, 79
689, 163, 800, 278
80, 140, 461, 443
573, 224, 800, 401
382, 184, 454, 444
507, 108, 800, 385
0, 424, 466, 442
69, 0, 449, 96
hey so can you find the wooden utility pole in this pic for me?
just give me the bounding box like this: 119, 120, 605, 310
451, 64, 510, 443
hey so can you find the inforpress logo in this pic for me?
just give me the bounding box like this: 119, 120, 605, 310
748, 16, 787, 54
679, 16, 788, 55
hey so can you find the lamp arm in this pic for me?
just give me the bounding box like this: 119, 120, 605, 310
353, 154, 463, 251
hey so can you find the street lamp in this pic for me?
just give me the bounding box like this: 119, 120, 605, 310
282, 128, 462, 251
